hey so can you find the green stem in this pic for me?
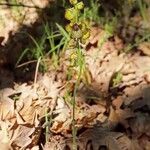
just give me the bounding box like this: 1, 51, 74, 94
72, 42, 84, 150
72, 81, 78, 150
45, 108, 49, 142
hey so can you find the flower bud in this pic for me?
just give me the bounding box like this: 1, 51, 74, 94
75, 2, 84, 10
65, 8, 76, 20
69, 0, 78, 5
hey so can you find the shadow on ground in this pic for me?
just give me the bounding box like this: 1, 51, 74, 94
0, 0, 65, 89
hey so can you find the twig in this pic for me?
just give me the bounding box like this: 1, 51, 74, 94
16, 60, 37, 68
34, 57, 41, 87
16, 59, 50, 68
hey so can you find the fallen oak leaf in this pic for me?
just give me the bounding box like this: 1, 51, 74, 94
138, 42, 150, 56
0, 121, 10, 144
112, 96, 123, 110
128, 112, 150, 137
10, 125, 35, 149
108, 106, 134, 128
0, 88, 16, 122
50, 97, 71, 134
75, 104, 106, 127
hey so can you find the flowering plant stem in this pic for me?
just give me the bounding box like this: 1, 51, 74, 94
64, 1, 90, 149
72, 43, 83, 150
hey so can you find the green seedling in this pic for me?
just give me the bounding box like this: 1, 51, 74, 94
9, 92, 22, 109
112, 72, 123, 87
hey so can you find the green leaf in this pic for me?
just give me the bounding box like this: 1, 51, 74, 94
56, 23, 70, 39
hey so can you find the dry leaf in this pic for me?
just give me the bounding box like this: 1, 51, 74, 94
112, 96, 123, 109
138, 42, 150, 56
10, 125, 35, 149
129, 112, 150, 137
51, 97, 71, 133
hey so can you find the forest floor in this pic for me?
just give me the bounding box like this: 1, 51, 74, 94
0, 0, 150, 150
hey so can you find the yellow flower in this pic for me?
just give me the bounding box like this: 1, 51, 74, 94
75, 1, 84, 10
65, 8, 77, 21
70, 51, 77, 66
81, 20, 90, 30
69, 0, 78, 5
65, 24, 72, 33
72, 29, 83, 39
82, 30, 90, 40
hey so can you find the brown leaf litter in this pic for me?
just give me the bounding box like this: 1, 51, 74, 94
0, 25, 150, 149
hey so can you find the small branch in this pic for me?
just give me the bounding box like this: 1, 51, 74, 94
16, 60, 37, 68
34, 57, 41, 86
